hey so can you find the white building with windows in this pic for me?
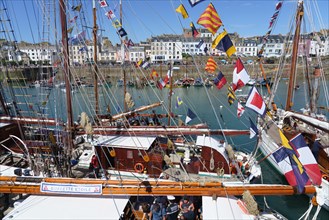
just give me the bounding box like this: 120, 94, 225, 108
127, 46, 145, 63
17, 45, 56, 64
236, 39, 258, 57
150, 35, 183, 63
310, 36, 329, 57
259, 35, 285, 58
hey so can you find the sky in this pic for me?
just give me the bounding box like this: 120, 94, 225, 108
3, 0, 329, 45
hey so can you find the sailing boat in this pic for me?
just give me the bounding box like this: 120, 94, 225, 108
0, 0, 321, 219
256, 0, 329, 211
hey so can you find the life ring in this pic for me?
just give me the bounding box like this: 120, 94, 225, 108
134, 163, 144, 173
322, 174, 329, 181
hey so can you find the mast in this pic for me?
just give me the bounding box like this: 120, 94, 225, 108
59, 0, 74, 176
120, 0, 127, 112
167, 63, 173, 125
92, 0, 99, 115
285, 1, 304, 111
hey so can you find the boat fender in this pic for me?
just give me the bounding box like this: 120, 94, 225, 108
134, 163, 145, 173
209, 158, 215, 171
216, 167, 225, 176
110, 150, 116, 157
143, 155, 150, 162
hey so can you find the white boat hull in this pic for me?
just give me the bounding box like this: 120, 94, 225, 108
258, 128, 329, 211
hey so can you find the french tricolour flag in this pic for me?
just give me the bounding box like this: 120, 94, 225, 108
245, 86, 266, 116
289, 134, 322, 185
232, 58, 250, 91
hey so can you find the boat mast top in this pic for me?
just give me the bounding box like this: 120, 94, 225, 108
285, 0, 304, 111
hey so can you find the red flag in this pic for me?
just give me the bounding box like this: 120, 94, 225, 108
237, 102, 245, 118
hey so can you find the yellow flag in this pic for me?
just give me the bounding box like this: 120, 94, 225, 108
278, 129, 292, 150
176, 4, 189, 19
279, 129, 304, 173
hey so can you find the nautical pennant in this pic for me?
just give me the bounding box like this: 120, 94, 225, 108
72, 4, 82, 12
273, 130, 311, 194
99, 0, 108, 8
176, 4, 189, 19
105, 10, 116, 19
118, 28, 127, 37
212, 30, 236, 57
112, 20, 122, 28
227, 86, 236, 105
157, 78, 166, 90
213, 71, 227, 90
188, 0, 206, 7
69, 16, 78, 23
190, 22, 199, 38
175, 96, 183, 108
185, 108, 196, 124
196, 39, 204, 49
289, 134, 322, 185
249, 118, 258, 139
150, 69, 158, 79
232, 57, 250, 91
204, 57, 217, 73
124, 39, 134, 48
245, 86, 266, 116
197, 3, 222, 35
237, 102, 245, 118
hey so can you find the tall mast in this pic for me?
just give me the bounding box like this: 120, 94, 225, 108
93, 0, 99, 115
59, 0, 74, 176
167, 64, 172, 125
285, 1, 304, 111
120, 0, 127, 112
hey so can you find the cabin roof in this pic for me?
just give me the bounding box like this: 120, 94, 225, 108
195, 136, 228, 161
3, 195, 128, 220
91, 135, 157, 150
202, 196, 254, 219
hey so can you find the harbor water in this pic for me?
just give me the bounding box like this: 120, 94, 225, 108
4, 80, 329, 219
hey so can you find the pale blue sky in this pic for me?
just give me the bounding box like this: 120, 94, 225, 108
4, 0, 329, 45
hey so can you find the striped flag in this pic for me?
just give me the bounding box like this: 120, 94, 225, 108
197, 3, 222, 35
205, 57, 217, 73
227, 86, 236, 105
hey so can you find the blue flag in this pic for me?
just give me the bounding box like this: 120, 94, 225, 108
175, 96, 183, 109
188, 0, 206, 7
196, 39, 204, 49
273, 147, 309, 194
249, 118, 258, 139
185, 108, 196, 124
